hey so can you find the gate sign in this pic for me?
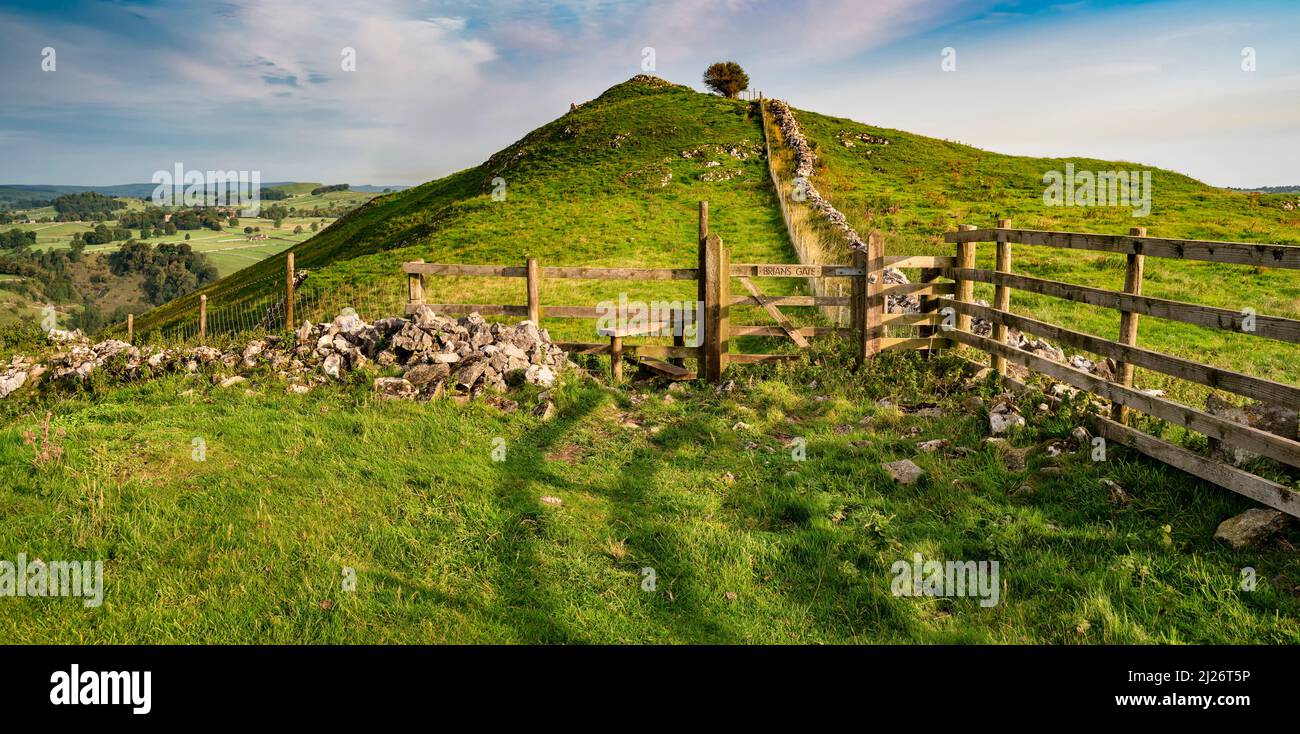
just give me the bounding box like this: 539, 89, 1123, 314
756, 265, 823, 277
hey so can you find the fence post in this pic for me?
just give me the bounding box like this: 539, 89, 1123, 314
697, 201, 709, 376
610, 335, 623, 382
526, 257, 540, 324
199, 295, 207, 345
1112, 226, 1147, 424
285, 252, 295, 330
850, 251, 863, 336
407, 259, 425, 307
992, 219, 1012, 375
954, 224, 977, 346
703, 233, 729, 382
127, 313, 133, 345
696, 200, 707, 306
865, 231, 884, 360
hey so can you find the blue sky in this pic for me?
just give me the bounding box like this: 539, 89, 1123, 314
1, 0, 1297, 187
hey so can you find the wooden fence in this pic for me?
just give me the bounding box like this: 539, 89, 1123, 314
942, 223, 1300, 516
401, 202, 948, 383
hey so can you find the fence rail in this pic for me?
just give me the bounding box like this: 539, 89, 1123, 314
942, 222, 1300, 516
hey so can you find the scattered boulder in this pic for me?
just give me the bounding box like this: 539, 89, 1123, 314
1214, 508, 1288, 549
1100, 478, 1130, 505
989, 397, 1026, 435
882, 459, 925, 485
917, 439, 950, 453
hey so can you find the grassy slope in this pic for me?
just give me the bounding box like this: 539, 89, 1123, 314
2, 348, 1296, 643
132, 78, 797, 344
786, 107, 1300, 405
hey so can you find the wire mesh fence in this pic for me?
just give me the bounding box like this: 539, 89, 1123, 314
143, 266, 407, 349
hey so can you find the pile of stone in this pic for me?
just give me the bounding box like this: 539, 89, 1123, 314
0, 307, 568, 402
365, 305, 566, 398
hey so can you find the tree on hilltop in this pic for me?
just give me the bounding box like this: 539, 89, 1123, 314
703, 61, 749, 98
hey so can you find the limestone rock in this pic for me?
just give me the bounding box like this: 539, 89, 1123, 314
374, 377, 416, 400
1214, 508, 1288, 549
883, 459, 925, 485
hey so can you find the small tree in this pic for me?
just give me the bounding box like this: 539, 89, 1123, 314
703, 61, 749, 99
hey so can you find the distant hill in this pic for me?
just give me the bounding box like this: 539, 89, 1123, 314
0, 182, 410, 208
1227, 185, 1300, 194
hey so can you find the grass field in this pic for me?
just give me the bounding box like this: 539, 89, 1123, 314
8, 215, 331, 278
1, 347, 1296, 644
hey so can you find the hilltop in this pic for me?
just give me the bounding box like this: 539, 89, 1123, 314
132, 76, 791, 339
132, 76, 1298, 354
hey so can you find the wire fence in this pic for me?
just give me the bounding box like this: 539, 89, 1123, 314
141, 268, 407, 349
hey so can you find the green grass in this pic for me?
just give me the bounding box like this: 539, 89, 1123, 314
1, 347, 1296, 643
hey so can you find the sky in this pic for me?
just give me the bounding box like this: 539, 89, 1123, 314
0, 0, 1297, 188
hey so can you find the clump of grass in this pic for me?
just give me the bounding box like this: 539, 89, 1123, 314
22, 410, 64, 468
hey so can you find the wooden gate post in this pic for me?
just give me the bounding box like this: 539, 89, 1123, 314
127, 313, 134, 344
703, 233, 730, 382
864, 230, 884, 360
285, 252, 295, 330
407, 259, 425, 306
526, 257, 540, 323
851, 250, 864, 340
954, 224, 977, 344
1112, 226, 1147, 424
198, 295, 207, 345
697, 201, 710, 376
992, 219, 1012, 375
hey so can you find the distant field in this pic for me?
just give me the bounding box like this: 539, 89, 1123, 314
276, 189, 379, 210
12, 219, 309, 277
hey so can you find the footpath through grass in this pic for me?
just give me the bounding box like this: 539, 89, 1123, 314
2, 346, 1297, 643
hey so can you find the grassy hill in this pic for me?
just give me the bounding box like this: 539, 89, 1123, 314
774, 105, 1300, 406
132, 77, 794, 342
